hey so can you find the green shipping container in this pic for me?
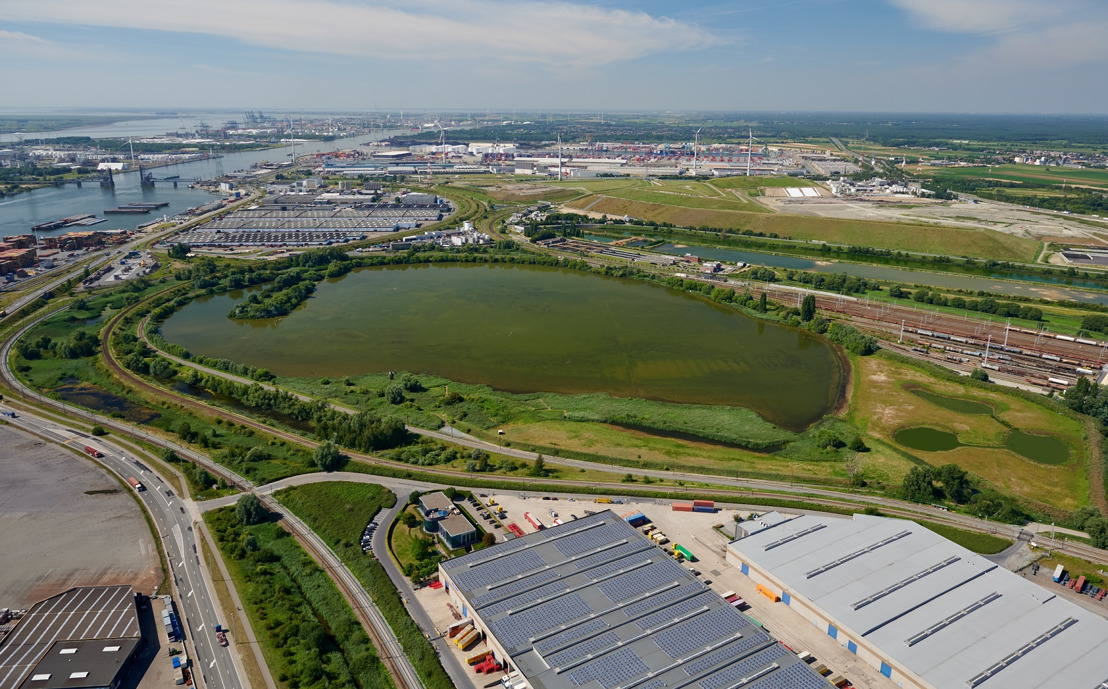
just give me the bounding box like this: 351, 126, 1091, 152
675, 544, 694, 561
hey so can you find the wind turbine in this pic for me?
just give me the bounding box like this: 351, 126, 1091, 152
693, 128, 701, 176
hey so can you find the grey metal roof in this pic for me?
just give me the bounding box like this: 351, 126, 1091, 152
420, 492, 454, 513
0, 586, 140, 689
729, 514, 1108, 689
442, 511, 826, 689
439, 513, 477, 538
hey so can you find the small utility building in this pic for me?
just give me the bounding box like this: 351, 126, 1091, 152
439, 511, 826, 689
418, 492, 477, 550
727, 513, 1108, 689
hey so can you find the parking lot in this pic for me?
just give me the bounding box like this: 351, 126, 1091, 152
406, 491, 897, 689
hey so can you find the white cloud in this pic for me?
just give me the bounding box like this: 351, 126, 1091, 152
887, 0, 1064, 34
0, 0, 721, 68
0, 28, 117, 62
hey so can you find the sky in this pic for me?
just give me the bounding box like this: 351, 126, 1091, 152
2, 0, 1107, 114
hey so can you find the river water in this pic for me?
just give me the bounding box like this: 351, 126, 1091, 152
582, 235, 1108, 306
1, 125, 409, 239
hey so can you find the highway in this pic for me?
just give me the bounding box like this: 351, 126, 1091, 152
0, 402, 246, 689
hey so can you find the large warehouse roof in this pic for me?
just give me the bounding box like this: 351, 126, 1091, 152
0, 586, 140, 689
441, 511, 826, 689
729, 514, 1108, 689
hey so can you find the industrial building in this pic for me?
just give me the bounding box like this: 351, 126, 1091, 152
0, 586, 143, 689
438, 511, 827, 689
727, 513, 1108, 689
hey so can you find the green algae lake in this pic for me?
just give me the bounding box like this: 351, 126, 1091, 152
160, 263, 847, 430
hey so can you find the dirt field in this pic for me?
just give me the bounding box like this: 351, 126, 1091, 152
0, 424, 160, 607
758, 193, 1108, 242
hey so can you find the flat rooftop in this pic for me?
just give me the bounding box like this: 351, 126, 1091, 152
729, 514, 1108, 689
441, 511, 826, 689
0, 586, 140, 689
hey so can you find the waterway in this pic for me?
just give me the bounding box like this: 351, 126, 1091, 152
1, 126, 409, 239
589, 235, 1108, 306
160, 263, 846, 430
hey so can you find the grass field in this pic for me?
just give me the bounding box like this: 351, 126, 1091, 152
563, 195, 1038, 260
849, 355, 1088, 511
926, 164, 1108, 191
496, 416, 910, 487
916, 520, 1013, 554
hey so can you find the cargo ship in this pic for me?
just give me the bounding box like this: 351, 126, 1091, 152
31, 213, 99, 231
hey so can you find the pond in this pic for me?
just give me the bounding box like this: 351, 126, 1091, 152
894, 426, 962, 452
1004, 429, 1070, 465
160, 263, 847, 430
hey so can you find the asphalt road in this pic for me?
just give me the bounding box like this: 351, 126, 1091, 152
0, 402, 246, 689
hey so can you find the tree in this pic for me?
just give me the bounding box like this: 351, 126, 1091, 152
848, 436, 868, 452
235, 493, 267, 525
168, 243, 191, 260
482, 532, 497, 547
758, 292, 768, 313
384, 383, 405, 405
528, 454, 546, 477
1087, 517, 1108, 549
936, 463, 972, 503
90, 425, 108, 437
902, 466, 936, 502
313, 440, 343, 471
970, 368, 990, 382
800, 294, 816, 322
402, 509, 421, 529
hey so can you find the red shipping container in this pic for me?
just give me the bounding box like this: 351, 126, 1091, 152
672, 503, 694, 512
692, 500, 715, 508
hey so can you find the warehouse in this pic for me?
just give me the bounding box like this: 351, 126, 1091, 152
727, 513, 1108, 689
438, 511, 827, 689
0, 586, 142, 689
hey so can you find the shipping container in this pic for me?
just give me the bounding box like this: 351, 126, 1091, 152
672, 503, 694, 512
596, 497, 612, 504
1076, 575, 1087, 593
693, 505, 716, 513
127, 476, 145, 492
675, 544, 694, 561
692, 500, 714, 508
622, 512, 646, 525
84, 445, 103, 458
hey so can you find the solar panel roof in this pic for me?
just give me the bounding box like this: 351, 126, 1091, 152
442, 511, 824, 689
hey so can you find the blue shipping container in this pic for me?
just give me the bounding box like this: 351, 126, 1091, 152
692, 505, 716, 513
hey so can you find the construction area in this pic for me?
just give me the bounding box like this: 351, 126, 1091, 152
0, 425, 160, 608
727, 513, 1108, 689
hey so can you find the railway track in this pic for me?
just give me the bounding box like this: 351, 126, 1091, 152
258, 495, 423, 689
95, 292, 1108, 565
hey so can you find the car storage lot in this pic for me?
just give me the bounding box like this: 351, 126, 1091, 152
466, 492, 897, 689
0, 424, 159, 607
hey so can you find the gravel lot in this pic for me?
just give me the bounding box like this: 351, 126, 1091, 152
0, 424, 160, 607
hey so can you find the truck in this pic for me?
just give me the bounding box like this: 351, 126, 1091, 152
1075, 575, 1087, 594
214, 624, 228, 647
127, 477, 145, 492
1053, 564, 1065, 582
83, 445, 103, 458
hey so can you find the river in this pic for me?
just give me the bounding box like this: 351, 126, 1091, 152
1, 125, 409, 239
